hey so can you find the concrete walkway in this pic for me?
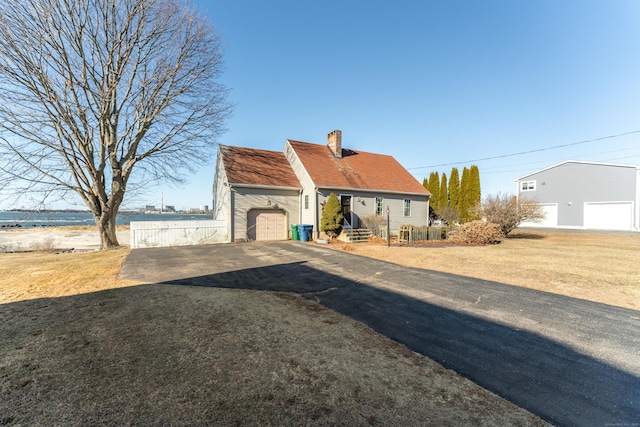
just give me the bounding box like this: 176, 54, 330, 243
122, 241, 640, 427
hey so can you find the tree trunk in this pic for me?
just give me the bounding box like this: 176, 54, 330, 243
96, 210, 120, 249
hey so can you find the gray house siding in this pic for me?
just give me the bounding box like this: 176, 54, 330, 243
516, 161, 639, 231
315, 190, 429, 238
212, 158, 301, 242
230, 186, 300, 241
211, 154, 232, 239
283, 141, 316, 226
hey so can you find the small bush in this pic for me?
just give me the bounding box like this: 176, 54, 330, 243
320, 192, 343, 239
30, 237, 57, 252
361, 214, 387, 237
479, 192, 545, 236
449, 221, 502, 245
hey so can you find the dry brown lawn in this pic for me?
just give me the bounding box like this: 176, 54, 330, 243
343, 231, 640, 311
0, 245, 550, 425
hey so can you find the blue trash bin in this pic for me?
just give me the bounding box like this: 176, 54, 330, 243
297, 224, 313, 242
303, 225, 313, 241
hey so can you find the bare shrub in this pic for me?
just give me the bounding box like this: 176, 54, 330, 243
449, 221, 502, 245
30, 237, 57, 252
479, 193, 545, 236
435, 205, 460, 225
361, 214, 387, 237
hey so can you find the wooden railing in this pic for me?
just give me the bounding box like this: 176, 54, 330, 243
398, 225, 449, 243
377, 225, 450, 244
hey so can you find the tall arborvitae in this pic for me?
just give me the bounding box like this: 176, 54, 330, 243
459, 166, 470, 222
427, 171, 440, 211
449, 167, 460, 216
468, 165, 481, 220
439, 172, 448, 212
320, 192, 344, 238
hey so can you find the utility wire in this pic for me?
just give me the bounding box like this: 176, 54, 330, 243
478, 146, 639, 172
407, 129, 640, 170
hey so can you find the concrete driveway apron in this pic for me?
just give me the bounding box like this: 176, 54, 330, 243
122, 241, 640, 427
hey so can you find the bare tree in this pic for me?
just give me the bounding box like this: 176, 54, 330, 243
480, 193, 545, 236
0, 0, 231, 248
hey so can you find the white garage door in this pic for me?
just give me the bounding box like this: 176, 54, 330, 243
520, 203, 558, 228
248, 209, 287, 240
584, 202, 633, 231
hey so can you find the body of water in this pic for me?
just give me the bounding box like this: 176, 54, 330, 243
0, 211, 212, 228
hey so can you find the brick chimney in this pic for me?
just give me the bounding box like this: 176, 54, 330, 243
327, 130, 342, 158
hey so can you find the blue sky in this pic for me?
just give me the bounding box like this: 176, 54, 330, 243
79, 1, 640, 210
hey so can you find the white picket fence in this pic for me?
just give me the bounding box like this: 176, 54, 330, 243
130, 220, 228, 249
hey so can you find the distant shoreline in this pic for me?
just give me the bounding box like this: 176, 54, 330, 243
3, 209, 92, 213
0, 211, 212, 229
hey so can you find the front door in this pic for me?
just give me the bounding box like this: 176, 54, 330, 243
340, 195, 352, 227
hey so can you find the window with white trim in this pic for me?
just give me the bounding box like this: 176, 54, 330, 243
521, 181, 536, 192
304, 195, 309, 209
403, 199, 411, 217
375, 197, 383, 216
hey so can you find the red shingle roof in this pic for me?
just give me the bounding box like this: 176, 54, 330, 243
220, 145, 301, 188
288, 140, 430, 195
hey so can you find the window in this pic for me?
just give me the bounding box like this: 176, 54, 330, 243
375, 197, 384, 216
521, 181, 536, 192
304, 195, 309, 209
403, 199, 411, 217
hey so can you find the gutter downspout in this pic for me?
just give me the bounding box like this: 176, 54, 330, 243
315, 188, 320, 240
299, 188, 303, 234
228, 185, 235, 243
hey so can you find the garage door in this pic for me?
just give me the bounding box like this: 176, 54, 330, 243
248, 209, 287, 240
584, 202, 633, 231
520, 203, 558, 228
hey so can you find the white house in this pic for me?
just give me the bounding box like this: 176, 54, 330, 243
514, 160, 640, 231
212, 130, 431, 242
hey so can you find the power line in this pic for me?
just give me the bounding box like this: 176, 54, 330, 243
407, 129, 640, 170
475, 146, 640, 173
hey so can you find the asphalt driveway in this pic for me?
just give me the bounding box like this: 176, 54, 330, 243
122, 241, 640, 427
